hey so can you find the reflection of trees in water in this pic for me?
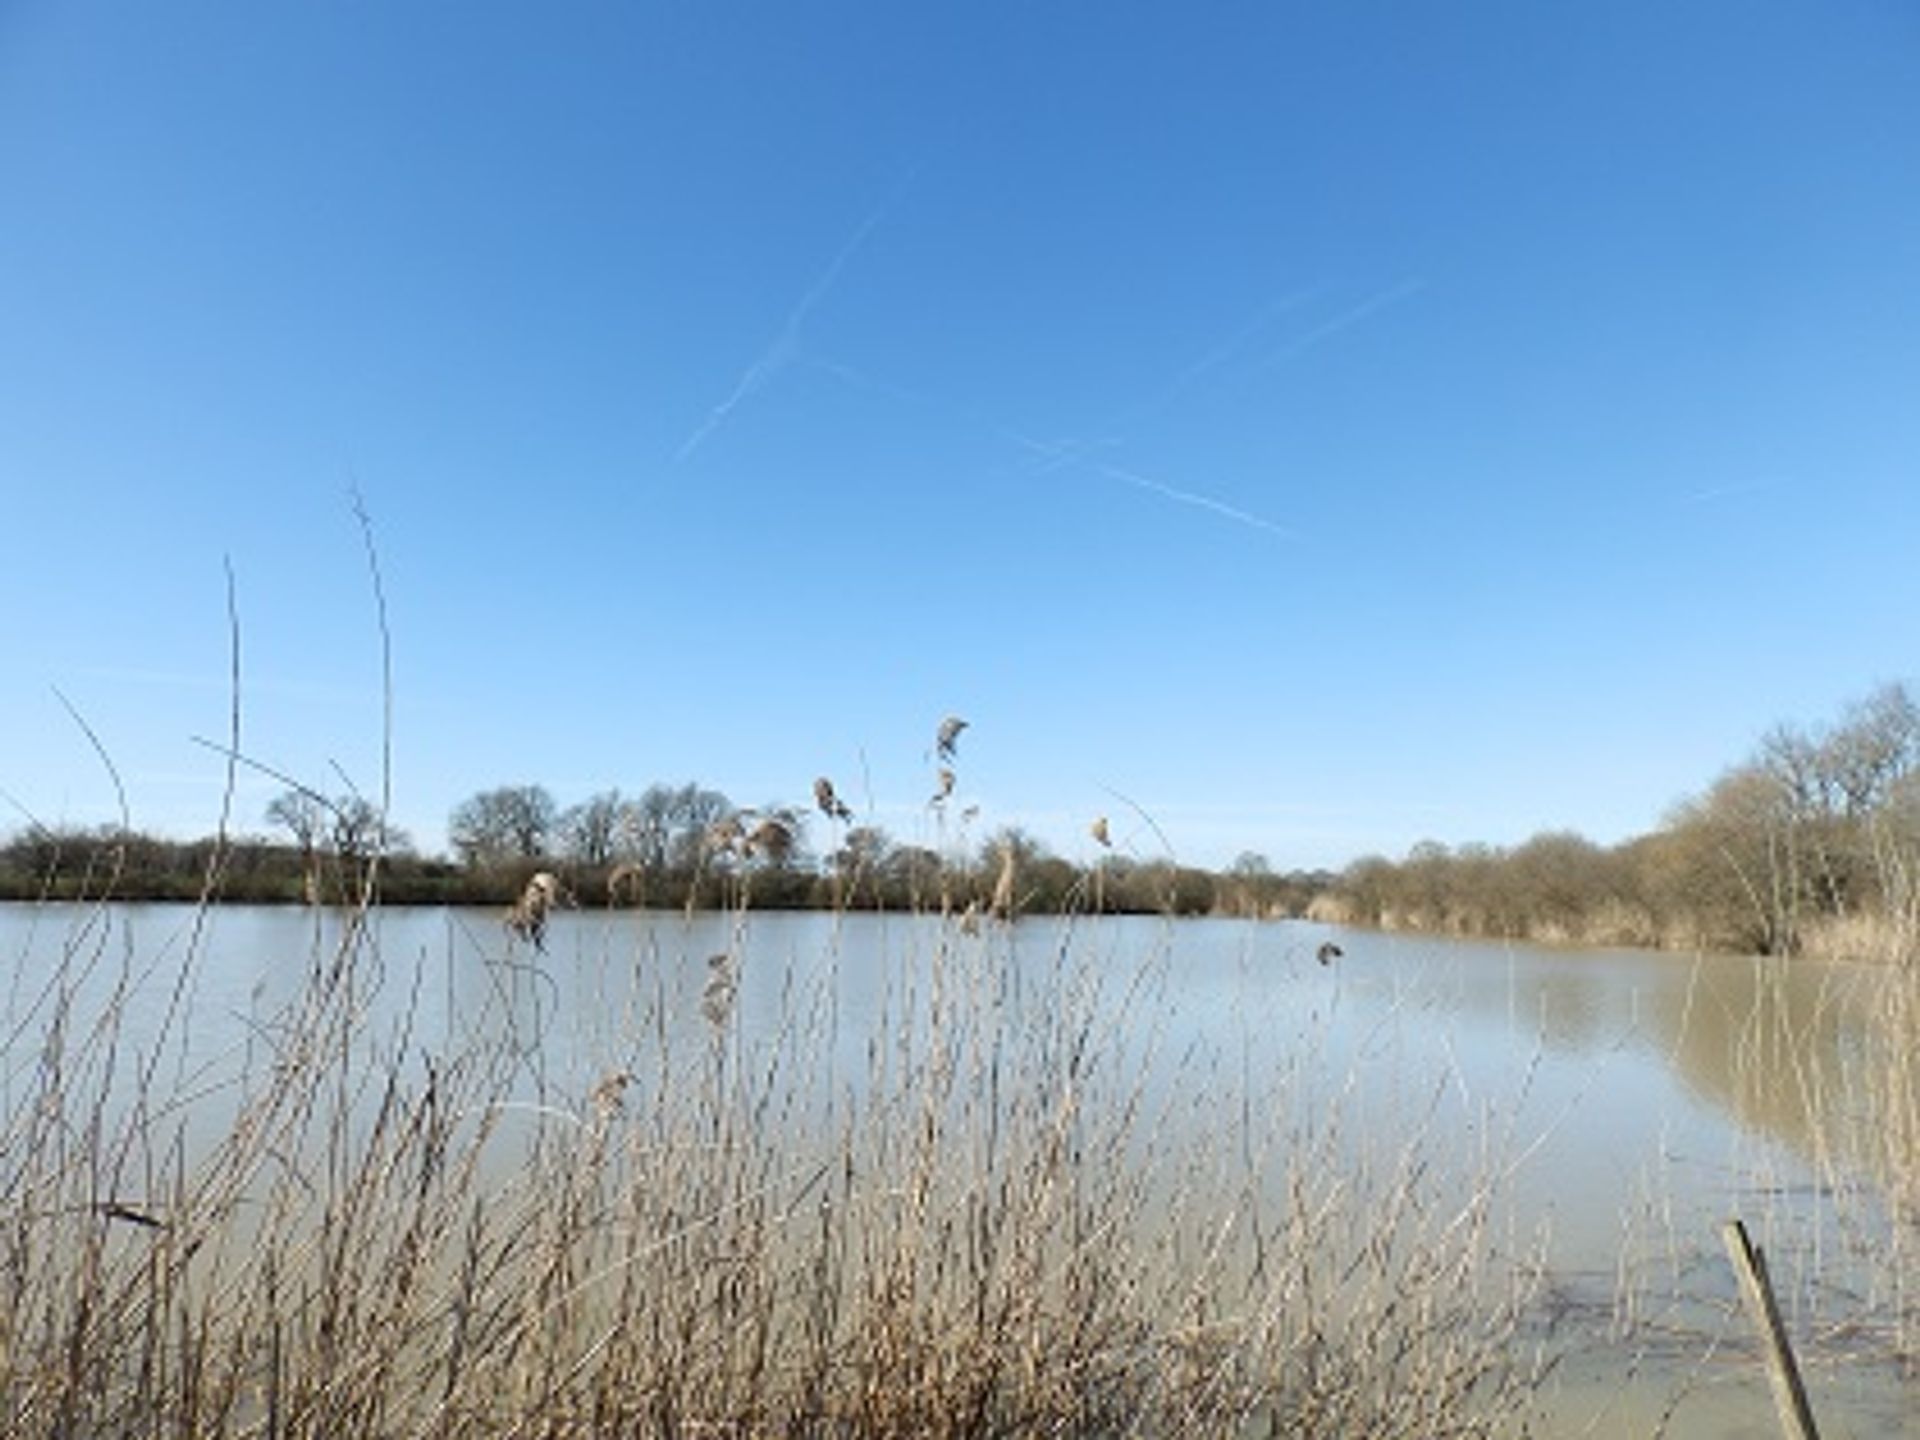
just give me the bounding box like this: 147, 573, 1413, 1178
1372, 941, 1665, 1059
1642, 956, 1876, 1167
1345, 942, 1623, 1057
1510, 961, 1611, 1053
1382, 939, 1880, 1168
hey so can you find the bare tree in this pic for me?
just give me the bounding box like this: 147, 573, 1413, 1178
662, 784, 733, 872
449, 785, 556, 869
332, 795, 407, 860
833, 825, 892, 877
266, 789, 327, 902
265, 789, 327, 853
1823, 683, 1918, 818
559, 790, 625, 867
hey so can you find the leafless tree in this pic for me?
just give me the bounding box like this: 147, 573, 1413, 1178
449, 785, 556, 869
559, 790, 626, 867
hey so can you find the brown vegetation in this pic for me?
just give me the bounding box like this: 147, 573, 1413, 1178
1329, 685, 1920, 961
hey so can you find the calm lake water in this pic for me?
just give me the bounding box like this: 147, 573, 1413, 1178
2, 902, 1910, 1435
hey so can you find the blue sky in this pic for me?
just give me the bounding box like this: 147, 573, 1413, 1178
2, 2, 1916, 871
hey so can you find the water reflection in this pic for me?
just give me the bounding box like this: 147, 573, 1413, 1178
1646, 954, 1879, 1172
1283, 926, 1882, 1170
0, 904, 1884, 1174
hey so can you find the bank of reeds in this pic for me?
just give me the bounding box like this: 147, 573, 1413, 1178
1711, 926, 1919, 1377
0, 876, 1554, 1437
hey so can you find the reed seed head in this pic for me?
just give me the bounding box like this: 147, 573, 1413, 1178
505, 869, 561, 948
704, 815, 744, 857
936, 714, 968, 763
745, 816, 795, 862
702, 952, 738, 1025
814, 776, 852, 822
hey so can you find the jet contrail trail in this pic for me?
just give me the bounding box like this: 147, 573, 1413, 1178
672, 338, 798, 464
1119, 288, 1319, 423
808, 359, 1298, 543
1088, 460, 1296, 540
1002, 428, 1295, 541
674, 183, 909, 465
1259, 278, 1425, 369
1679, 478, 1775, 505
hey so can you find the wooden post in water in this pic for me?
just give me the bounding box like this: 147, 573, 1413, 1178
1721, 1219, 1820, 1440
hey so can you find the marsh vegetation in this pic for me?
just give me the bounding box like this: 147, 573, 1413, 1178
0, 887, 1912, 1435
0, 690, 1913, 1434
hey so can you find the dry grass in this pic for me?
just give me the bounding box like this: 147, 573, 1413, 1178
0, 882, 1555, 1437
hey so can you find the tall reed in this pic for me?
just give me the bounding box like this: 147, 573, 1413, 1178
0, 863, 1554, 1436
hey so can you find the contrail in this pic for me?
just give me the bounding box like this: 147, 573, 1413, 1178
1000, 431, 1113, 479
1120, 288, 1319, 422
1002, 428, 1296, 541
675, 182, 909, 465
1259, 278, 1425, 369
1087, 459, 1296, 540
672, 338, 798, 465
801, 351, 945, 414
808, 358, 1298, 543
1680, 478, 1775, 505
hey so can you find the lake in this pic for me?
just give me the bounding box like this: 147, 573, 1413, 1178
2, 901, 1910, 1435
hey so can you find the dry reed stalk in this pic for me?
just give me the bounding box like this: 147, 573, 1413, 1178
989, 843, 1016, 922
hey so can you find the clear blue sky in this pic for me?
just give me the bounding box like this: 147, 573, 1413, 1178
2, 2, 1916, 871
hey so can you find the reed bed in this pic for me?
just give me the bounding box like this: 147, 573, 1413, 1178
0, 882, 1555, 1437
1697, 923, 1919, 1390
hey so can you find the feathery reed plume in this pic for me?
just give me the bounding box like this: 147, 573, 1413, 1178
1090, 815, 1111, 848
506, 870, 560, 950
606, 861, 645, 904
813, 776, 852, 823
936, 714, 968, 763
989, 838, 1017, 921
929, 767, 956, 807
744, 815, 795, 863
1317, 941, 1344, 966
701, 951, 737, 1026
704, 814, 744, 858
589, 1068, 633, 1119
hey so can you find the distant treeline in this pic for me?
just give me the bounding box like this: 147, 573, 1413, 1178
1318, 684, 1918, 959
4, 684, 1912, 960
0, 829, 476, 907
0, 805, 1333, 920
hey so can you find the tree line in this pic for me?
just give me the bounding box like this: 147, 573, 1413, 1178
3, 683, 1911, 959
0, 777, 1332, 918
1321, 684, 1919, 958
440, 780, 1332, 918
